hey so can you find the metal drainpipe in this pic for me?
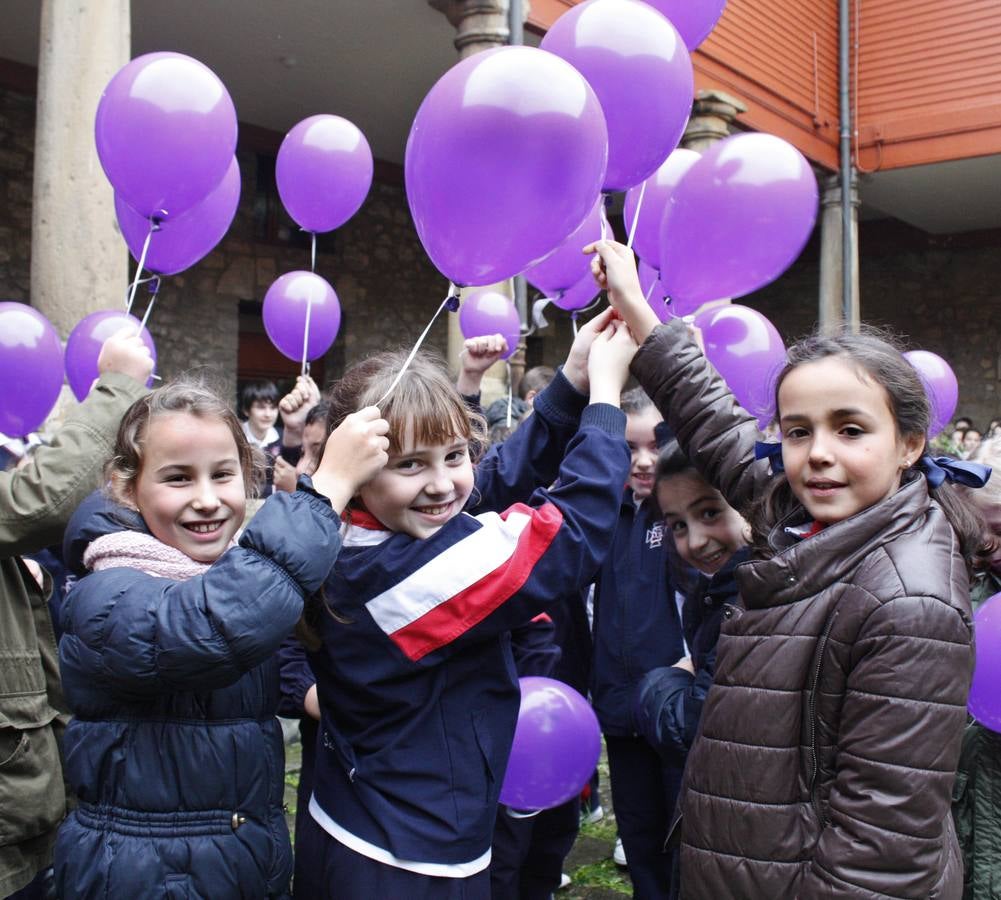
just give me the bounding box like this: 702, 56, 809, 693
509, 0, 528, 326
839, 0, 854, 327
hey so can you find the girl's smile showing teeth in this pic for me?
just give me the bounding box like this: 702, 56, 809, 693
183, 520, 226, 536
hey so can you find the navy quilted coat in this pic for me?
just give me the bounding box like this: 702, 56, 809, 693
53, 488, 341, 899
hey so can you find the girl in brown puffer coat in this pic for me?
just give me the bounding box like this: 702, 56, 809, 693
586, 239, 993, 900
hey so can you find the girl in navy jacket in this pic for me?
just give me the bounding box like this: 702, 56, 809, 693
54, 382, 389, 899
293, 313, 634, 899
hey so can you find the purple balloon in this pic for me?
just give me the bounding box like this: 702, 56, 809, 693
903, 350, 959, 439
116, 157, 241, 276
624, 150, 700, 268
693, 304, 786, 428
65, 311, 158, 401
542, 0, 694, 192
661, 133, 819, 306
0, 303, 64, 436
640, 0, 729, 50
459, 291, 522, 361
499, 677, 601, 811
523, 198, 604, 296
276, 115, 374, 233
549, 273, 601, 312
638, 259, 671, 323
95, 52, 238, 219
969, 593, 1001, 730
263, 271, 341, 363
405, 46, 608, 286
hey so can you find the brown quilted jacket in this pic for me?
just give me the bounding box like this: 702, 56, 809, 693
632, 321, 973, 899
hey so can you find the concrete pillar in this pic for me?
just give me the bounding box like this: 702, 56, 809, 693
680, 89, 747, 153
30, 0, 130, 336
818, 173, 860, 333
429, 0, 529, 403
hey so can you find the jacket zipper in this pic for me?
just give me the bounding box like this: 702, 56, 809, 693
808, 609, 838, 823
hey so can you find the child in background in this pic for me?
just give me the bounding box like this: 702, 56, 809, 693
294, 312, 635, 899
589, 386, 685, 899
0, 330, 151, 900
53, 381, 389, 898
589, 237, 990, 898
952, 437, 1001, 898
634, 441, 750, 764
240, 380, 282, 496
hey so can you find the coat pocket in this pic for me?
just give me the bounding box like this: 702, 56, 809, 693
164, 873, 192, 899
0, 720, 65, 845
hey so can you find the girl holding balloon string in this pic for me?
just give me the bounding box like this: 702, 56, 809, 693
292, 313, 634, 899
53, 382, 390, 899
587, 237, 993, 898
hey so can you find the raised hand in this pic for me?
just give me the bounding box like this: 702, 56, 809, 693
587, 319, 639, 406
309, 406, 390, 513
583, 240, 661, 344
562, 306, 616, 394
96, 327, 155, 385
456, 334, 510, 396
279, 374, 321, 440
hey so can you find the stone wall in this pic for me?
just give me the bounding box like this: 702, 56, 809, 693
0, 87, 34, 302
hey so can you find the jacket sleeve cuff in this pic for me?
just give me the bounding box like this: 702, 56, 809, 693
532, 367, 589, 427
91, 370, 151, 403
580, 403, 626, 435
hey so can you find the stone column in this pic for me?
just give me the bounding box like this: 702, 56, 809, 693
30, 0, 130, 336
680, 89, 747, 153
429, 0, 528, 403
676, 90, 746, 319
818, 173, 860, 333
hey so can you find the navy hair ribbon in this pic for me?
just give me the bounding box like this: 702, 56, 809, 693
754, 441, 784, 474
918, 456, 992, 489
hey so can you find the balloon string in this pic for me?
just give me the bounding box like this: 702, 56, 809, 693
599, 195, 609, 241
301, 296, 313, 377
644, 280, 656, 302
135, 284, 158, 336
125, 220, 157, 315
571, 312, 579, 338
310, 232, 317, 273
375, 285, 459, 407
505, 360, 513, 428
626, 180, 646, 250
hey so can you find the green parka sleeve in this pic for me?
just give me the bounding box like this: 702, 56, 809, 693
0, 373, 147, 557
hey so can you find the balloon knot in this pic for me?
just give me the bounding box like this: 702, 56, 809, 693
148, 276, 161, 295
445, 295, 461, 312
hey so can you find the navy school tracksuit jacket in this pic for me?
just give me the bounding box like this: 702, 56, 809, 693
590, 489, 685, 738
305, 396, 629, 874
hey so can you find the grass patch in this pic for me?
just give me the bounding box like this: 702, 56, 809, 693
566, 858, 632, 895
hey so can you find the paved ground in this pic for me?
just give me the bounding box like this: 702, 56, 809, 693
283, 736, 633, 896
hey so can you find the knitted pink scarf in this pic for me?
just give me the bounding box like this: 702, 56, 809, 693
83, 530, 229, 580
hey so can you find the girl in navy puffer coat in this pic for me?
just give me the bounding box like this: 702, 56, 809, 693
53, 382, 389, 899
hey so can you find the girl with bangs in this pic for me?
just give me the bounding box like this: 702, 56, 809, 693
293, 315, 636, 899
